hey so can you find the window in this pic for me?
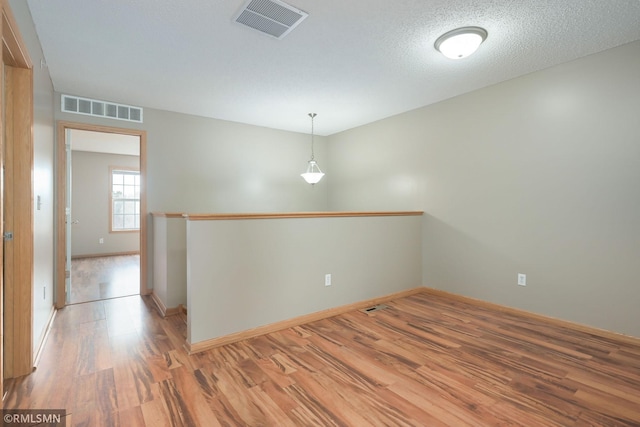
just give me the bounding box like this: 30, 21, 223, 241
110, 168, 140, 232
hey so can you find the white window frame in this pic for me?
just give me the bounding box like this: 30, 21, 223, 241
110, 167, 140, 233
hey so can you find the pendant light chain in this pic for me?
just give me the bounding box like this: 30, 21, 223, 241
309, 112, 317, 161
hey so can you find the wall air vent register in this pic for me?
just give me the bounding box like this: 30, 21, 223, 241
234, 0, 308, 39
61, 94, 143, 123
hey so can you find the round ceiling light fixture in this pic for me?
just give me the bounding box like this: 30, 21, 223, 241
434, 26, 488, 59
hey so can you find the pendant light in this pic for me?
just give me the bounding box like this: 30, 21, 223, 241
301, 113, 324, 184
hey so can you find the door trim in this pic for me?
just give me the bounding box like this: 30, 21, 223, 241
55, 122, 148, 309
1, 0, 34, 397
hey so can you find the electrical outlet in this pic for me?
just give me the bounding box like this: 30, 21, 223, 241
43, 285, 46, 300
99, 237, 104, 244
325, 274, 332, 287
517, 273, 526, 286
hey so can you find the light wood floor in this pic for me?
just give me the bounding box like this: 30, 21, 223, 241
69, 255, 140, 304
4, 292, 640, 426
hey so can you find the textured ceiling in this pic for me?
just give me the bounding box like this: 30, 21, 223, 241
27, 0, 640, 135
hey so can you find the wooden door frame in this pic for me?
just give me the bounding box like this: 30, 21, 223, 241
1, 0, 34, 395
55, 122, 149, 309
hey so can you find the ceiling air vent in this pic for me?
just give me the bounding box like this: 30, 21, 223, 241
61, 94, 143, 123
234, 0, 308, 39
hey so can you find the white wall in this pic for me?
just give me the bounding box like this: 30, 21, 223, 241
186, 214, 422, 344
152, 215, 186, 310
152, 216, 168, 306
143, 109, 328, 214
328, 41, 640, 337
165, 218, 187, 308
9, 0, 56, 353
71, 151, 140, 256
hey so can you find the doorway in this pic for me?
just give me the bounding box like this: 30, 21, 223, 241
56, 122, 148, 309
67, 129, 141, 304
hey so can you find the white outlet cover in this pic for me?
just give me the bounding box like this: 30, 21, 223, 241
517, 273, 526, 286
325, 274, 332, 286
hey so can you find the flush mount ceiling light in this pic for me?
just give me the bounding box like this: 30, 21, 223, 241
434, 26, 487, 59
301, 113, 324, 185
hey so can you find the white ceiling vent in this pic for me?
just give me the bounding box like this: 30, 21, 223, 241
61, 94, 143, 123
234, 0, 308, 39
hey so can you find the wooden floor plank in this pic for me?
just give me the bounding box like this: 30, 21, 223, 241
117, 405, 146, 427
191, 367, 247, 425
169, 365, 221, 427
70, 255, 139, 305
140, 395, 172, 427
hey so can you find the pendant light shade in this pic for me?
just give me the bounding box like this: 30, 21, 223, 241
301, 113, 324, 184
301, 160, 324, 184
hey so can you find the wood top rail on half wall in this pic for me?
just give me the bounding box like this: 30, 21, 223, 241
177, 211, 424, 220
